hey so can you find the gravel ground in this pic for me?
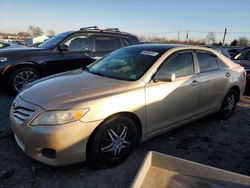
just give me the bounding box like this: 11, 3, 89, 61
0, 89, 250, 188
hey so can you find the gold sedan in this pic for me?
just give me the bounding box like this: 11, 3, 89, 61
10, 44, 246, 166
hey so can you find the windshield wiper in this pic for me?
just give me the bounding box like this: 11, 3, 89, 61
90, 71, 106, 77
89, 71, 105, 77
84, 67, 107, 77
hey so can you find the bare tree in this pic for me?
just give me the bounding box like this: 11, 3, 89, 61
17, 32, 30, 37
27, 25, 44, 36
46, 30, 55, 37
206, 32, 216, 44
238, 36, 249, 46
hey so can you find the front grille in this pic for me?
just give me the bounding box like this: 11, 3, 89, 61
12, 105, 35, 124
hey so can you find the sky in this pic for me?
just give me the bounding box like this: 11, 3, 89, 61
1, 0, 250, 43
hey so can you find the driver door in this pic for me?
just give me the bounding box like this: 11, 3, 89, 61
145, 51, 200, 134
45, 34, 95, 74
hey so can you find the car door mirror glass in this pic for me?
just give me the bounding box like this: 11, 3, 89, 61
154, 71, 176, 82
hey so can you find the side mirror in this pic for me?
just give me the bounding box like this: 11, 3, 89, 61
154, 71, 176, 82
58, 44, 68, 52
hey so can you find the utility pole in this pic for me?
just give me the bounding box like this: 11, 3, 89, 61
185, 31, 189, 43
177, 31, 180, 41
222, 28, 227, 46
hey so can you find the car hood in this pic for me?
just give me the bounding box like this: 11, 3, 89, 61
0, 47, 45, 55
19, 69, 134, 110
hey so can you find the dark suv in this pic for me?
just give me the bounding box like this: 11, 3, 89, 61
0, 26, 140, 92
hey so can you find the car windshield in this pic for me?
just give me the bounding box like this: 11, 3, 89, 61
38, 31, 73, 49
87, 48, 163, 81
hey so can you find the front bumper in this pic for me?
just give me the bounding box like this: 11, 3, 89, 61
10, 96, 101, 166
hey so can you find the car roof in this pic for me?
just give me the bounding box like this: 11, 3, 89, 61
125, 44, 185, 52
74, 30, 135, 37
124, 44, 220, 54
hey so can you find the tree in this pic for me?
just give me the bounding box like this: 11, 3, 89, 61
17, 32, 30, 37
230, 39, 238, 46
206, 32, 216, 44
238, 36, 249, 46
46, 30, 55, 37
27, 25, 44, 36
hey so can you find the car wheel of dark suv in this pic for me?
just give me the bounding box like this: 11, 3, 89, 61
88, 116, 137, 167
218, 89, 238, 120
8, 67, 41, 93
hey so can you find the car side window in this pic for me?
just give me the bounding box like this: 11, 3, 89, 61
197, 53, 219, 72
121, 38, 132, 47
116, 37, 122, 49
217, 58, 228, 69
160, 53, 195, 78
95, 36, 116, 51
63, 35, 89, 52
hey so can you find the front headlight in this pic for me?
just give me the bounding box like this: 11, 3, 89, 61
0, 57, 8, 63
31, 109, 89, 126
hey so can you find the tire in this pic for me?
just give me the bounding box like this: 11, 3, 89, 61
218, 89, 238, 120
8, 67, 41, 93
88, 116, 137, 167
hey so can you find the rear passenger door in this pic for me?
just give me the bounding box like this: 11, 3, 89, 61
91, 35, 122, 59
195, 51, 231, 114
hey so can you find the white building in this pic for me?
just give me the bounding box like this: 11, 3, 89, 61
25, 35, 49, 46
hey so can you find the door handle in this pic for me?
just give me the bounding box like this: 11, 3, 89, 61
191, 80, 199, 86
225, 72, 231, 78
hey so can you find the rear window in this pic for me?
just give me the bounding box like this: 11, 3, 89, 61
197, 53, 219, 72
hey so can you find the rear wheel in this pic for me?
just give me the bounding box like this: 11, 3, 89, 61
88, 116, 137, 167
218, 89, 238, 120
8, 67, 41, 93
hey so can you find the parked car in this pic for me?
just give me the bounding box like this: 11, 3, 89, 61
0, 26, 139, 92
227, 47, 243, 59
30, 42, 43, 47
10, 44, 246, 166
234, 47, 250, 87
212, 47, 231, 58
0, 41, 24, 49
210, 46, 243, 59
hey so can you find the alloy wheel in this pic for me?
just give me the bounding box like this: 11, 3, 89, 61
223, 93, 235, 114
13, 71, 38, 91
101, 125, 131, 160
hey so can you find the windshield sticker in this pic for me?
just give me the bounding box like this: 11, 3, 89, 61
140, 50, 159, 56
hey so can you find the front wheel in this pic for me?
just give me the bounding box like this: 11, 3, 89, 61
218, 89, 238, 120
8, 67, 41, 93
88, 116, 137, 167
